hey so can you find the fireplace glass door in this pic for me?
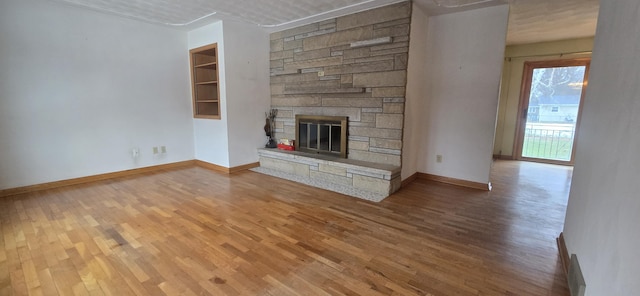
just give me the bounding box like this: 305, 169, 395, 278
295, 115, 348, 158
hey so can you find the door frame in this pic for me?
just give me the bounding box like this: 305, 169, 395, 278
513, 58, 591, 165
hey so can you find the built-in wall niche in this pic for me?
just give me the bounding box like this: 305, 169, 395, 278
189, 43, 220, 119
295, 115, 347, 158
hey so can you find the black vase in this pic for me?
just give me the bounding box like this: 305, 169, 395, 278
265, 137, 277, 148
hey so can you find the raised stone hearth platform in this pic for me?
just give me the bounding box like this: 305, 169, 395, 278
253, 148, 401, 202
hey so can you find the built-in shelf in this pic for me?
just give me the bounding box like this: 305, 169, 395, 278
190, 43, 220, 119
195, 62, 217, 68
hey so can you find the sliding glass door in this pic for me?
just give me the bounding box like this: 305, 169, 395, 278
516, 59, 590, 164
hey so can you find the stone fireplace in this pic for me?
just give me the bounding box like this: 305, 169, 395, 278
253, 2, 410, 201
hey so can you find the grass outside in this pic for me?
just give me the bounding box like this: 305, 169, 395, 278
522, 135, 573, 161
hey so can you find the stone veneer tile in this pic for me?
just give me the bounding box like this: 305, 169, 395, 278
373, 24, 411, 38
280, 23, 319, 38
285, 80, 340, 91
319, 75, 341, 81
347, 168, 385, 180
292, 107, 361, 121
348, 150, 401, 166
303, 26, 374, 51
284, 56, 343, 71
295, 28, 336, 40
373, 18, 411, 29
260, 157, 310, 177
383, 97, 405, 103
352, 174, 390, 193
270, 60, 284, 69
349, 122, 376, 127
295, 48, 331, 61
353, 71, 407, 88
271, 84, 286, 95
372, 87, 405, 97
319, 163, 347, 176
321, 98, 382, 108
341, 74, 353, 84
284, 39, 303, 50
383, 103, 404, 114
342, 47, 371, 59
371, 41, 409, 52
349, 135, 370, 142
351, 60, 397, 75
336, 2, 411, 31
370, 138, 402, 150
394, 53, 409, 70
370, 47, 409, 57
376, 114, 404, 129
270, 50, 294, 60
271, 72, 318, 84
348, 140, 370, 151
362, 108, 383, 113
271, 96, 322, 107
360, 113, 376, 123
369, 147, 401, 156
319, 23, 337, 31
310, 171, 353, 186
270, 39, 284, 52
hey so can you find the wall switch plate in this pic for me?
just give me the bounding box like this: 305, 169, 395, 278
153, 147, 159, 154
161, 146, 166, 153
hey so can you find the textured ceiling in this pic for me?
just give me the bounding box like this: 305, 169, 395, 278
50, 0, 599, 45
506, 0, 599, 45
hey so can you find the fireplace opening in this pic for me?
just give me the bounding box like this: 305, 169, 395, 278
295, 115, 348, 158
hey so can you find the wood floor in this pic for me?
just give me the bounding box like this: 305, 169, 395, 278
0, 160, 571, 295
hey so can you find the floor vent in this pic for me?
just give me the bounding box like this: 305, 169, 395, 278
568, 254, 586, 296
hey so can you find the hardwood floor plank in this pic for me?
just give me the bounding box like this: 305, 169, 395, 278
0, 161, 570, 295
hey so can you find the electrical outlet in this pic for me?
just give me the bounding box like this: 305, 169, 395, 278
153, 147, 159, 154
160, 146, 166, 153
131, 148, 139, 158
317, 71, 325, 77
436, 155, 443, 163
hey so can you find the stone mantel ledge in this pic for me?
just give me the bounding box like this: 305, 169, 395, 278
253, 148, 401, 202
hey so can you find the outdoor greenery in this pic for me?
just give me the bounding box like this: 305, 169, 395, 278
522, 135, 573, 161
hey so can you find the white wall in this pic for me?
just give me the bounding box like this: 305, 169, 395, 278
563, 0, 640, 294
416, 5, 509, 184
402, 3, 429, 180
0, 0, 194, 189
223, 21, 271, 167
188, 22, 231, 167
188, 20, 271, 168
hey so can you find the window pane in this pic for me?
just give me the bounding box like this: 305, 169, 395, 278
331, 125, 341, 152
299, 123, 308, 148
319, 125, 330, 151
309, 124, 318, 149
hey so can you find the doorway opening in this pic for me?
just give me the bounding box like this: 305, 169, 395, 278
514, 59, 590, 165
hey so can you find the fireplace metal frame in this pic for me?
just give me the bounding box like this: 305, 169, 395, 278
295, 115, 348, 158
